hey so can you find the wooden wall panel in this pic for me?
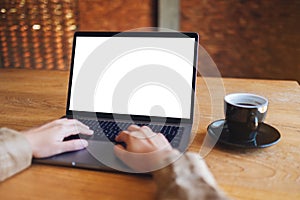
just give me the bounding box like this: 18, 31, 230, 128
181, 0, 300, 82
78, 0, 156, 31
2, 0, 298, 82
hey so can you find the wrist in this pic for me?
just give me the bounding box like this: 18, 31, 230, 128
158, 149, 181, 165
21, 131, 36, 157
152, 151, 218, 189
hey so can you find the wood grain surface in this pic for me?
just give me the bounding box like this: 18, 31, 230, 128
0, 69, 299, 199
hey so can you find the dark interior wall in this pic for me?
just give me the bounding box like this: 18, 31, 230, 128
78, 0, 299, 82
2, 0, 298, 82
78, 0, 156, 31
0, 0, 156, 70
181, 0, 300, 82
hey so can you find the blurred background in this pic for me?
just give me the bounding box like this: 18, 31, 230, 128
0, 0, 299, 82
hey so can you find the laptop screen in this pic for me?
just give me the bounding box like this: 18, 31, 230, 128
68, 32, 198, 121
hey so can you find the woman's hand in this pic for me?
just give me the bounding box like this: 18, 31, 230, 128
114, 125, 175, 172
21, 118, 93, 158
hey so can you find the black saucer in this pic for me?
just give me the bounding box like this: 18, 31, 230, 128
207, 119, 281, 148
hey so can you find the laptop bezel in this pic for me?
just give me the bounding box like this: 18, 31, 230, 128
65, 31, 198, 124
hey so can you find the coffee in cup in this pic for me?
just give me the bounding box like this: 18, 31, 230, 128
224, 93, 268, 142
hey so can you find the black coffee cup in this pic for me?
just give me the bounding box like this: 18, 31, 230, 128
224, 93, 268, 142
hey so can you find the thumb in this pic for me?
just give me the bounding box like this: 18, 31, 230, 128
58, 139, 88, 154
114, 144, 127, 161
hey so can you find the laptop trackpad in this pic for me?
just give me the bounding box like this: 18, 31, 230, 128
35, 141, 131, 172
86, 140, 131, 171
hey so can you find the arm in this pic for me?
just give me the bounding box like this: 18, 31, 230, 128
0, 118, 93, 182
114, 125, 229, 200
152, 151, 229, 200
0, 128, 32, 182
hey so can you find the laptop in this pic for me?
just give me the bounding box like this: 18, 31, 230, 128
35, 31, 199, 173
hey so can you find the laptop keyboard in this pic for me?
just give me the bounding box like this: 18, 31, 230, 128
78, 119, 184, 148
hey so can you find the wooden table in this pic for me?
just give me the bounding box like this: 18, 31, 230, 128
0, 69, 299, 199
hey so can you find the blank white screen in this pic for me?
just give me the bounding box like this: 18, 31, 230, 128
70, 36, 195, 119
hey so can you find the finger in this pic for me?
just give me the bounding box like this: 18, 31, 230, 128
156, 133, 172, 145
128, 127, 156, 139
58, 139, 88, 154
40, 119, 92, 135
155, 133, 173, 150
115, 144, 126, 151
74, 125, 94, 135
64, 119, 90, 130
32, 118, 68, 131
58, 126, 93, 139
140, 126, 156, 138
141, 125, 152, 131
45, 118, 68, 127
113, 144, 127, 160
51, 118, 90, 130
59, 122, 93, 138
115, 131, 130, 143
127, 125, 141, 131
157, 133, 168, 142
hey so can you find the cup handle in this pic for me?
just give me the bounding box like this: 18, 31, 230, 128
248, 112, 258, 131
